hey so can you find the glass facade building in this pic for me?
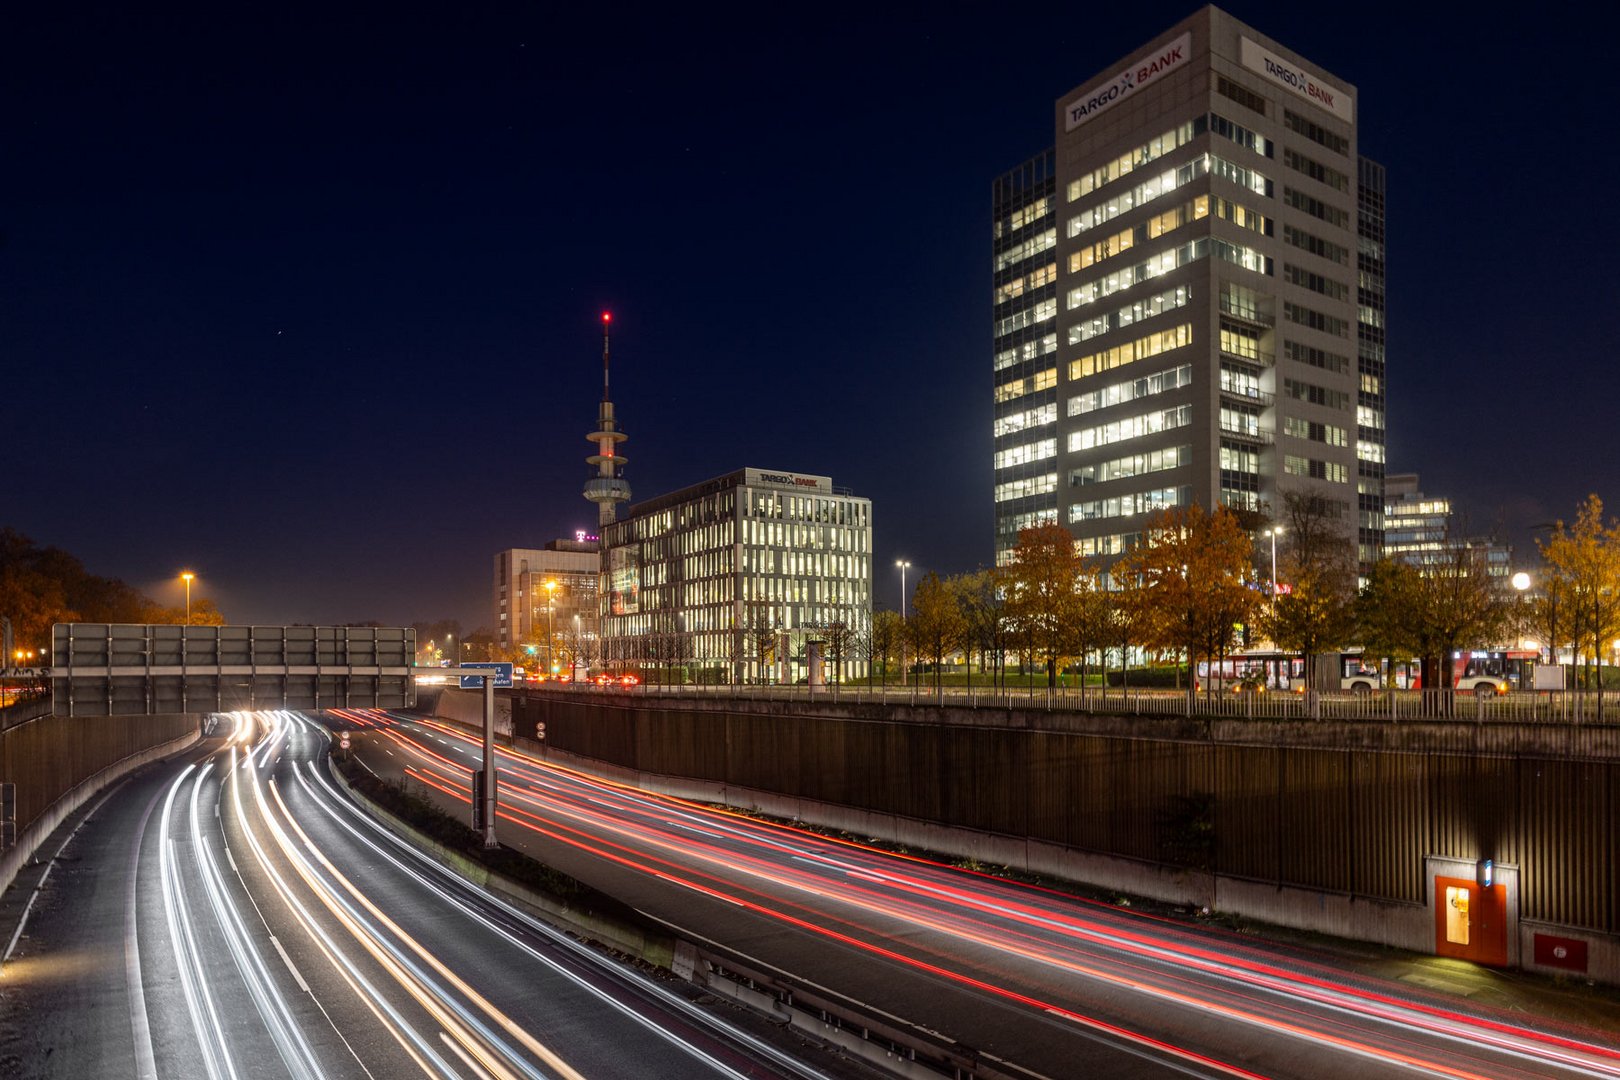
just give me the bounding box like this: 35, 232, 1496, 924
992, 7, 1383, 564
991, 150, 1060, 556
1355, 156, 1388, 572
600, 468, 872, 683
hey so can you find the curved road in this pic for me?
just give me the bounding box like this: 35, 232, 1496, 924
0, 712, 855, 1080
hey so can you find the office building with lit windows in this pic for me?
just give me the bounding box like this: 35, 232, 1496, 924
992, 6, 1385, 565
599, 468, 872, 683
493, 540, 600, 655
1383, 473, 1511, 580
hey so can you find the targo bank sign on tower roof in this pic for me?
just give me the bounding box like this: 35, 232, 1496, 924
1064, 31, 1191, 130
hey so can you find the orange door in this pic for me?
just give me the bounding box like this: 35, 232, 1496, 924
1434, 875, 1508, 966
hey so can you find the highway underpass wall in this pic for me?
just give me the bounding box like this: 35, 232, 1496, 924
0, 710, 200, 895
484, 690, 1620, 984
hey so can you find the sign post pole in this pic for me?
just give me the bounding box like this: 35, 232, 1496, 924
482, 674, 497, 849
436, 665, 511, 848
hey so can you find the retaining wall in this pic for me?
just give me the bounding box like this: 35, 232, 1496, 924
477, 689, 1620, 985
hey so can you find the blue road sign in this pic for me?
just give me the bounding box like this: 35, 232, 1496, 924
459, 662, 513, 689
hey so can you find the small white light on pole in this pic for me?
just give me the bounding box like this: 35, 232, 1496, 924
1263, 528, 1283, 599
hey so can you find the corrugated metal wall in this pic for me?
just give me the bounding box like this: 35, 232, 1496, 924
514, 696, 1617, 933
0, 711, 198, 838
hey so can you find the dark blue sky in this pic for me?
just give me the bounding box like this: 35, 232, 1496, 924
5, 3, 1617, 628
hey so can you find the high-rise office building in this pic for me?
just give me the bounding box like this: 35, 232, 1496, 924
1354, 157, 1388, 570
992, 6, 1385, 564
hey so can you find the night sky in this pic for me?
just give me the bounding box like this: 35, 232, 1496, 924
6, 3, 1618, 630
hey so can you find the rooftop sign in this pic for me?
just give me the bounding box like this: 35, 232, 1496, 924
1064, 32, 1192, 132
745, 468, 831, 493
1239, 37, 1353, 124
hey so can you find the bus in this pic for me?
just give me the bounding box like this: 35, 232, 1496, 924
1197, 650, 1306, 692
1204, 648, 1536, 694
1450, 649, 1537, 694
1336, 648, 1536, 694
1203, 648, 1375, 692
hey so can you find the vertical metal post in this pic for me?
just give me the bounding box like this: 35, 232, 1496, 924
482, 675, 498, 849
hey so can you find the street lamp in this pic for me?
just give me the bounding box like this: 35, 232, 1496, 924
573, 613, 582, 680
895, 560, 911, 688
1511, 572, 1534, 657
1262, 528, 1283, 598
545, 579, 558, 675
180, 571, 196, 624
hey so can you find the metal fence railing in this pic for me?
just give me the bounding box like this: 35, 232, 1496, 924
571, 682, 1620, 726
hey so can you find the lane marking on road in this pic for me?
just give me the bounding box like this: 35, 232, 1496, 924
269, 935, 311, 994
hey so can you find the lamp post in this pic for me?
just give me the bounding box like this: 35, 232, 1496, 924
1263, 528, 1283, 598
180, 571, 195, 624
545, 579, 558, 676
1511, 572, 1533, 658
573, 613, 582, 680
895, 559, 911, 688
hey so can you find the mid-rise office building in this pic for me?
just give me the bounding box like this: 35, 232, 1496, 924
493, 540, 600, 662
1384, 473, 1511, 579
600, 468, 872, 683
992, 6, 1385, 565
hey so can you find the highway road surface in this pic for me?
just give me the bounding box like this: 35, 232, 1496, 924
334, 708, 1620, 1080
0, 711, 862, 1080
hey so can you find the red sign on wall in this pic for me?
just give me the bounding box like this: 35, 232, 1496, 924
1533, 933, 1589, 973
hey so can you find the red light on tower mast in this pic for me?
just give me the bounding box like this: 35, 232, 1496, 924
601, 311, 612, 325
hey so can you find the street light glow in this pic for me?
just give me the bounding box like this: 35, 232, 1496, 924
1263, 528, 1283, 599
543, 580, 559, 674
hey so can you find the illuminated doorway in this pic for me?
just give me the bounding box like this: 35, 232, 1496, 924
1433, 875, 1507, 966
1444, 885, 1470, 945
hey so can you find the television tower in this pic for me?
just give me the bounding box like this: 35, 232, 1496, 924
582, 311, 631, 527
